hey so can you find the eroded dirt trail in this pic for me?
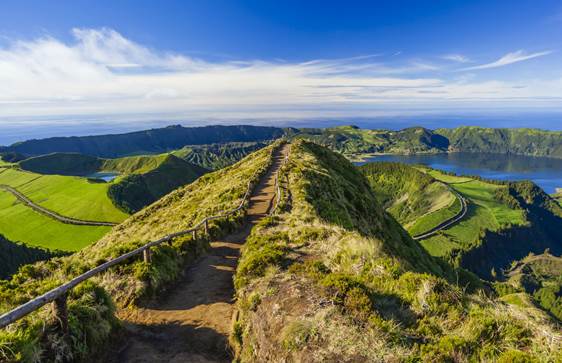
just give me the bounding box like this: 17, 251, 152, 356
112, 145, 289, 363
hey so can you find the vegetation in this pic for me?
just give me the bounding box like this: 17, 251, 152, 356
0, 168, 128, 223
496, 252, 562, 322
232, 140, 560, 362
436, 126, 562, 158
107, 155, 207, 213
293, 125, 449, 157
0, 143, 278, 362
172, 141, 267, 170
0, 189, 111, 251
6, 125, 284, 158
0, 234, 60, 280
359, 162, 460, 236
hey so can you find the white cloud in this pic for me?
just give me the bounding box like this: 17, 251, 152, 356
0, 29, 561, 123
442, 54, 470, 63
461, 50, 552, 70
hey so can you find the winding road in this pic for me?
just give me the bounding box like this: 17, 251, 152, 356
412, 188, 468, 240
0, 184, 118, 227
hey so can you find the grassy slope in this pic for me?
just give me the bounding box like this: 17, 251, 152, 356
172, 141, 267, 170
107, 155, 208, 213
0, 190, 111, 251
19, 153, 102, 175
421, 170, 526, 256
436, 126, 562, 158
498, 253, 562, 321
0, 234, 58, 280
0, 143, 277, 362
232, 141, 561, 362
102, 154, 169, 174
294, 125, 448, 157
359, 162, 459, 237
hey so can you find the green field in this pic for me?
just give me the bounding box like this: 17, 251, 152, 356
408, 196, 461, 236
419, 170, 526, 256
0, 189, 111, 251
0, 168, 128, 222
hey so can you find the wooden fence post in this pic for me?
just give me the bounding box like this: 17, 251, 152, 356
204, 220, 209, 235
143, 247, 152, 263
192, 229, 197, 240
54, 292, 69, 334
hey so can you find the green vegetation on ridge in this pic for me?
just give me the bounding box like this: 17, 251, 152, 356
232, 140, 561, 362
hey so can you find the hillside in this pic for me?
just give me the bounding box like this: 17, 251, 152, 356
460, 180, 562, 278
496, 252, 562, 322
173, 141, 267, 170
436, 126, 562, 158
294, 125, 449, 157
359, 162, 460, 236
6, 125, 284, 158
0, 143, 277, 361
0, 235, 58, 280
232, 141, 561, 362
291, 125, 562, 160
107, 154, 208, 213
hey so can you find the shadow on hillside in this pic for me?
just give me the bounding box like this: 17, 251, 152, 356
106, 321, 231, 363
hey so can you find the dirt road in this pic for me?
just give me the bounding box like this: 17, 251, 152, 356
111, 144, 289, 363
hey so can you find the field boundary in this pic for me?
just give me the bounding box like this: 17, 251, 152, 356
0, 184, 118, 227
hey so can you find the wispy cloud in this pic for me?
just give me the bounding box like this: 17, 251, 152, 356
442, 54, 470, 63
461, 50, 552, 70
0, 29, 561, 123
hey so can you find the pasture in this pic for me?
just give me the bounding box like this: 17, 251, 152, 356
0, 189, 111, 251
0, 168, 128, 223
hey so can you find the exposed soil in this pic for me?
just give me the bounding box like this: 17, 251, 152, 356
109, 144, 289, 363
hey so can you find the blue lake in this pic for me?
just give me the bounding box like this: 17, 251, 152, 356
86, 172, 120, 182
355, 152, 562, 194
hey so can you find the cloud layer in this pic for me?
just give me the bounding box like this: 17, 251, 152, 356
0, 28, 559, 121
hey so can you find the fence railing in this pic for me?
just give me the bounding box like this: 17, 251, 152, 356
0, 146, 280, 331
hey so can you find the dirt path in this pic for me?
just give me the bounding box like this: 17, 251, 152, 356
111, 144, 289, 363
0, 184, 118, 226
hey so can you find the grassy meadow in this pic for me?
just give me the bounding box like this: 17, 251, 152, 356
420, 169, 526, 256
0, 168, 128, 222
0, 189, 111, 251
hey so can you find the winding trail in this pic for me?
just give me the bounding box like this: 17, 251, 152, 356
412, 188, 468, 240
109, 144, 290, 363
0, 184, 118, 226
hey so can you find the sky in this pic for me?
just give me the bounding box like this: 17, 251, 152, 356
1, 0, 562, 143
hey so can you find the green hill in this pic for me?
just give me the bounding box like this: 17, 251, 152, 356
496, 252, 562, 322
107, 155, 208, 213
173, 141, 267, 170
290, 125, 562, 159
359, 162, 459, 236
293, 125, 449, 157
231, 140, 560, 362
19, 153, 103, 175
436, 126, 562, 158
7, 125, 284, 158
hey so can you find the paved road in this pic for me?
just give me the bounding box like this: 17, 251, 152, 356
110, 144, 290, 363
412, 187, 468, 240
0, 184, 118, 227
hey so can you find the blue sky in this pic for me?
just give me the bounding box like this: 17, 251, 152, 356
1, 0, 562, 142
